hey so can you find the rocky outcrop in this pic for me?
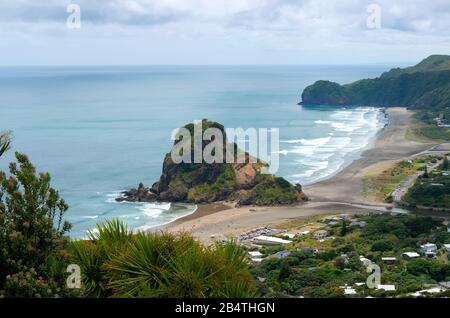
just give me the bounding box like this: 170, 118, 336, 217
118, 119, 308, 206
116, 183, 157, 202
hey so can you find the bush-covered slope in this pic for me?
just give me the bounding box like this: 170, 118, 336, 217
301, 55, 450, 111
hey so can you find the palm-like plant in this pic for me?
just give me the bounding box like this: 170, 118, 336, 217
70, 219, 256, 298
0, 131, 11, 158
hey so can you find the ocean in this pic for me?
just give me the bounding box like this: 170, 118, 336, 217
0, 65, 390, 238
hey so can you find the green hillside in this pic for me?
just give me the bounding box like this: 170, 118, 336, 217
301, 55, 450, 112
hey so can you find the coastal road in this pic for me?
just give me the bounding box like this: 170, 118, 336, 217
391, 152, 444, 203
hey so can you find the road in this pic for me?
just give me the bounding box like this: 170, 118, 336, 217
391, 154, 444, 203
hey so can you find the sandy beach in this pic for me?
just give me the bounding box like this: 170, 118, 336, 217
164, 107, 436, 244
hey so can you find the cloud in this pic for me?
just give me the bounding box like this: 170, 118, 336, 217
0, 0, 450, 65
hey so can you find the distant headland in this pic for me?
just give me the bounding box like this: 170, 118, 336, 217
300, 54, 450, 112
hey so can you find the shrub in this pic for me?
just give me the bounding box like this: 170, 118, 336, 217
0, 153, 73, 297
71, 220, 256, 298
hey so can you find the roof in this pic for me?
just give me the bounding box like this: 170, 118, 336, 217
421, 243, 437, 247
381, 257, 397, 261
248, 251, 263, 257
250, 258, 263, 263
343, 288, 357, 295
402, 252, 420, 258
253, 235, 292, 244
439, 281, 450, 289
410, 287, 444, 297
377, 285, 396, 291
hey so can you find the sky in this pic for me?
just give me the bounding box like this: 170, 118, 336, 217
1, 0, 450, 65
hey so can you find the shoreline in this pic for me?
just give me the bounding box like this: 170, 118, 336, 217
162, 107, 436, 244
301, 107, 389, 187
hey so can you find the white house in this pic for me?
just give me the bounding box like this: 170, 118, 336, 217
420, 243, 438, 258
402, 252, 420, 260
248, 251, 264, 263
253, 235, 292, 246
443, 244, 450, 252
377, 285, 396, 292
409, 287, 445, 297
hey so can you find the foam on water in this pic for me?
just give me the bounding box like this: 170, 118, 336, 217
285, 107, 386, 185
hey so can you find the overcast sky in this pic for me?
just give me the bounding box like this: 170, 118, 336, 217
1, 0, 450, 65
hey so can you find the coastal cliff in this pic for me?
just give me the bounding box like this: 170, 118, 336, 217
118, 119, 308, 206
301, 55, 450, 111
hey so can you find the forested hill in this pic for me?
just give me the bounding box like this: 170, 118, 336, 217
301, 55, 450, 111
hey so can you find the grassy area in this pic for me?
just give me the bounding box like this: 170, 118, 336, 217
411, 111, 450, 141
363, 157, 436, 202
413, 125, 450, 141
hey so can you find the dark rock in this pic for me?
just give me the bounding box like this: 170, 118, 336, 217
116, 182, 157, 203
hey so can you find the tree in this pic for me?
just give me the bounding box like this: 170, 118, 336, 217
442, 156, 449, 170
423, 166, 429, 178
371, 239, 394, 252
0, 152, 73, 297
340, 220, 348, 236
0, 131, 11, 158
278, 261, 292, 281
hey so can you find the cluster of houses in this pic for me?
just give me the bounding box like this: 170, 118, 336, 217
323, 214, 367, 228
434, 117, 450, 128
238, 227, 285, 242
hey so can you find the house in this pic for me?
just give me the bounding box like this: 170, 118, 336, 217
377, 285, 396, 292
443, 244, 450, 252
313, 230, 329, 240
253, 235, 292, 246
248, 251, 263, 258
439, 281, 450, 290
409, 286, 445, 297
248, 251, 263, 263
402, 252, 420, 260
340, 284, 357, 296
276, 250, 292, 259
343, 287, 357, 295
350, 220, 367, 228
420, 243, 438, 258
381, 257, 397, 264
324, 216, 343, 224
